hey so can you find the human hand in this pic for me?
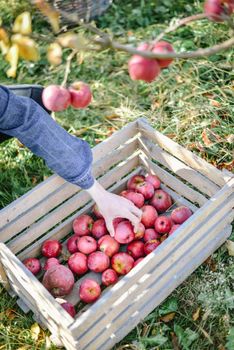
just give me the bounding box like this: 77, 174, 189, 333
86, 180, 142, 236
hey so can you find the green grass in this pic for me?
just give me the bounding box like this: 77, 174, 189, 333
0, 0, 234, 349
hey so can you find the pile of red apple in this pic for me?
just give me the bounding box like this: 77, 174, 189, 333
23, 173, 193, 318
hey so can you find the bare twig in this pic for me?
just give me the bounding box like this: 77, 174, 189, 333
61, 50, 77, 87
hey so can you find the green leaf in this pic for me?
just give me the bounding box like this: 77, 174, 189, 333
226, 328, 234, 350
159, 297, 178, 316
141, 334, 168, 346
174, 324, 199, 350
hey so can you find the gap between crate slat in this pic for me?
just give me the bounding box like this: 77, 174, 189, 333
8, 153, 140, 255
69, 180, 234, 335
137, 118, 231, 186
138, 135, 219, 198
93, 224, 231, 350
139, 152, 207, 207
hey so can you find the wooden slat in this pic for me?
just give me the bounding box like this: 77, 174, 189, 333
93, 224, 232, 350
138, 136, 219, 197
17, 164, 142, 261
69, 178, 234, 335
7, 153, 139, 254
160, 184, 198, 213
0, 120, 137, 231
0, 260, 10, 291
139, 153, 207, 207
1, 138, 138, 243
72, 204, 233, 346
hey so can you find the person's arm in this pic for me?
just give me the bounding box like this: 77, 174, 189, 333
0, 86, 142, 235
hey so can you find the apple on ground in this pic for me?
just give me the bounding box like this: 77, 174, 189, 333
42, 240, 62, 258
171, 206, 192, 224
91, 219, 108, 239
69, 81, 92, 109
154, 216, 172, 234
79, 278, 101, 303
68, 252, 88, 275
145, 174, 161, 189
66, 235, 80, 254
98, 235, 120, 257
77, 236, 97, 255
141, 205, 158, 228
88, 251, 110, 273
42, 85, 71, 112
111, 252, 134, 275
127, 241, 145, 259
144, 240, 160, 255
102, 269, 118, 286
73, 214, 94, 236
150, 189, 172, 213
23, 257, 41, 275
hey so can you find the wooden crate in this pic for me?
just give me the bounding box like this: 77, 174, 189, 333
0, 118, 233, 350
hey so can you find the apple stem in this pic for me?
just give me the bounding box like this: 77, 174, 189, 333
61, 49, 77, 88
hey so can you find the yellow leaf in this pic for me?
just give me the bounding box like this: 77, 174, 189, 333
11, 34, 39, 61
16, 346, 31, 350
226, 240, 234, 256
34, 0, 60, 33
58, 32, 88, 50
0, 28, 9, 44
192, 307, 201, 321
6, 44, 19, 78
30, 322, 41, 341
0, 40, 9, 55
160, 312, 175, 322
47, 42, 62, 66
13, 12, 32, 35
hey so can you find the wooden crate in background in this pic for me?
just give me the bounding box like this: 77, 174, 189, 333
0, 118, 233, 350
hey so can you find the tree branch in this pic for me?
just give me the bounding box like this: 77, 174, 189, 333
61, 50, 77, 87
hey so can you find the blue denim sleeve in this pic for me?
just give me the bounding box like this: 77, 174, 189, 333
0, 86, 94, 189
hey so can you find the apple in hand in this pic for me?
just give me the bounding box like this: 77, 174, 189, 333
152, 41, 174, 68
143, 228, 161, 242
91, 219, 108, 239
144, 239, 160, 255
68, 252, 88, 275
69, 81, 92, 109
171, 206, 192, 224
127, 241, 145, 259
114, 220, 135, 244
150, 189, 172, 213
111, 252, 134, 275
23, 258, 41, 275
42, 240, 62, 258
73, 214, 94, 236
42, 85, 71, 112
154, 216, 172, 234
67, 235, 79, 254
98, 235, 120, 257
79, 278, 101, 303
141, 205, 158, 228
145, 174, 161, 189
88, 251, 110, 273
77, 236, 97, 255
102, 269, 118, 286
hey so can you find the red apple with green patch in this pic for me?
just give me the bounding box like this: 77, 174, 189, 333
204, 0, 232, 22
69, 81, 92, 109
98, 235, 120, 257
141, 205, 158, 228
73, 214, 94, 236
68, 252, 88, 275
154, 216, 172, 234
111, 252, 134, 275
171, 206, 192, 224
134, 222, 145, 240
102, 269, 118, 286
88, 251, 110, 273
150, 189, 172, 213
79, 278, 101, 303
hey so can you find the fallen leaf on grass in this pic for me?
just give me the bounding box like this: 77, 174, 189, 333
217, 160, 234, 172
5, 308, 17, 320
16, 346, 31, 350
210, 100, 221, 108
171, 331, 181, 350
226, 134, 234, 144
226, 240, 234, 256
202, 129, 213, 146
160, 312, 175, 323
210, 119, 220, 128
30, 322, 40, 341
204, 256, 217, 272
192, 307, 201, 321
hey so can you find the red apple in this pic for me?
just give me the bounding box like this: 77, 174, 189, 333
113, 217, 125, 230
127, 241, 145, 259
145, 174, 161, 189
154, 216, 172, 234
144, 240, 160, 255
114, 220, 135, 244
141, 205, 158, 228
150, 189, 172, 213
120, 190, 145, 208
92, 204, 103, 219
23, 258, 41, 275
102, 269, 118, 286
42, 240, 62, 258
111, 252, 134, 275
91, 219, 108, 239
128, 43, 161, 83
43, 257, 60, 271
171, 206, 193, 224
66, 235, 80, 254
127, 174, 145, 190
42, 265, 74, 297
143, 228, 161, 242
135, 181, 155, 200
98, 235, 120, 257
88, 251, 110, 273
204, 0, 232, 22
77, 236, 97, 255
61, 302, 76, 318
73, 214, 94, 236
134, 222, 145, 240
69, 81, 92, 109
42, 85, 71, 112
68, 252, 88, 275
133, 257, 144, 267
152, 41, 174, 68
169, 224, 181, 236
79, 278, 101, 303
